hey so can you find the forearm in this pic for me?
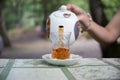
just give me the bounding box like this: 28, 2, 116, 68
87, 21, 117, 46
87, 10, 120, 45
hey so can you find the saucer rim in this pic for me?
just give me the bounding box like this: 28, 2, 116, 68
42, 53, 82, 60
42, 53, 82, 65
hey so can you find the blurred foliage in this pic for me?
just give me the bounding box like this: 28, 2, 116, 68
68, 0, 89, 12
102, 0, 120, 20
3, 0, 120, 31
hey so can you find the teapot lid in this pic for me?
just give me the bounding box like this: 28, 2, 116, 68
52, 5, 77, 19
59, 5, 67, 11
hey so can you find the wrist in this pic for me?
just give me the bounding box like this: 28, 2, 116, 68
80, 13, 93, 32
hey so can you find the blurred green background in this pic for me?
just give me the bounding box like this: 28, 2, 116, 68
0, 0, 120, 58
0, 0, 120, 47
3, 0, 120, 30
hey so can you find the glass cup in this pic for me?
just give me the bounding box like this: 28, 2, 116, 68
50, 32, 71, 59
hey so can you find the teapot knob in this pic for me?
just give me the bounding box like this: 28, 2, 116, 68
59, 5, 67, 11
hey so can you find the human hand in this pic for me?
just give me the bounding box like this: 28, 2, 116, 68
67, 4, 92, 31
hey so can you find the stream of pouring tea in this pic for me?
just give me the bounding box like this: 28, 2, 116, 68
59, 26, 64, 47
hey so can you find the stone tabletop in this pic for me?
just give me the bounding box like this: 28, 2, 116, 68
0, 58, 120, 80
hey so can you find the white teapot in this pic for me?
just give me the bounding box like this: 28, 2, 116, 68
46, 5, 80, 44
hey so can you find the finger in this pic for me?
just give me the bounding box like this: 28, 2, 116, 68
66, 4, 85, 15
66, 4, 73, 10
66, 4, 78, 11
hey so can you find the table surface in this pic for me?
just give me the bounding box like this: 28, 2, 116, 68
0, 58, 120, 80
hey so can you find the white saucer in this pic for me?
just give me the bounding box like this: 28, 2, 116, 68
42, 54, 82, 66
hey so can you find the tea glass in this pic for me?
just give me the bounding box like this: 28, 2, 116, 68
50, 32, 71, 59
